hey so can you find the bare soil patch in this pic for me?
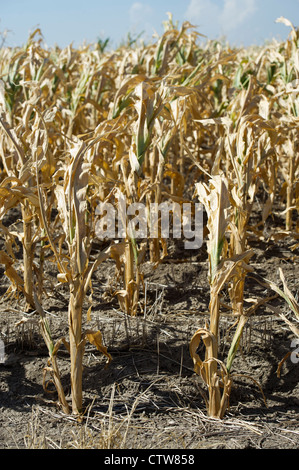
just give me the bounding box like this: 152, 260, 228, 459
0, 222, 299, 450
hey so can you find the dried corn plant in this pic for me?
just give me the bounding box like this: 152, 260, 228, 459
0, 97, 44, 310
191, 175, 254, 418
0, 15, 298, 420
33, 119, 125, 414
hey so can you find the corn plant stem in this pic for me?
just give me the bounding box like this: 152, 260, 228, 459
124, 238, 140, 316
209, 293, 220, 345
286, 156, 294, 230
37, 237, 45, 302
149, 147, 160, 263
68, 279, 85, 414
208, 380, 221, 418
286, 186, 293, 230
35, 294, 70, 414
171, 136, 179, 195
42, 322, 70, 415
151, 146, 165, 263
21, 200, 34, 310
228, 210, 250, 368
50, 355, 70, 415
207, 292, 223, 418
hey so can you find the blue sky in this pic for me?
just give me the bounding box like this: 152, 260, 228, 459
0, 0, 298, 49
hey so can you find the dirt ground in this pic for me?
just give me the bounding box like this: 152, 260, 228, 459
0, 208, 299, 450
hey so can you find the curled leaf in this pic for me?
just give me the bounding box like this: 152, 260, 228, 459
189, 327, 217, 383
85, 330, 112, 365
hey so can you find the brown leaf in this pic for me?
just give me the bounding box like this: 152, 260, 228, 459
85, 330, 112, 365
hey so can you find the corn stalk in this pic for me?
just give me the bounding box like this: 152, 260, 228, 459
191, 176, 253, 418
33, 119, 114, 414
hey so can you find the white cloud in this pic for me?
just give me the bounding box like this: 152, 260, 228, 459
185, 0, 219, 23
129, 2, 153, 27
128, 2, 155, 40
220, 0, 257, 32
184, 0, 257, 42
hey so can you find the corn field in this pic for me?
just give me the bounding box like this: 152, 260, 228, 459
0, 14, 298, 429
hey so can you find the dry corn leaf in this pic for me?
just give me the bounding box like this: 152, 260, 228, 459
85, 329, 112, 365
212, 250, 254, 296
0, 250, 24, 288
189, 327, 217, 381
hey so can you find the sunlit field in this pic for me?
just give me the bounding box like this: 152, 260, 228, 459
0, 15, 298, 449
